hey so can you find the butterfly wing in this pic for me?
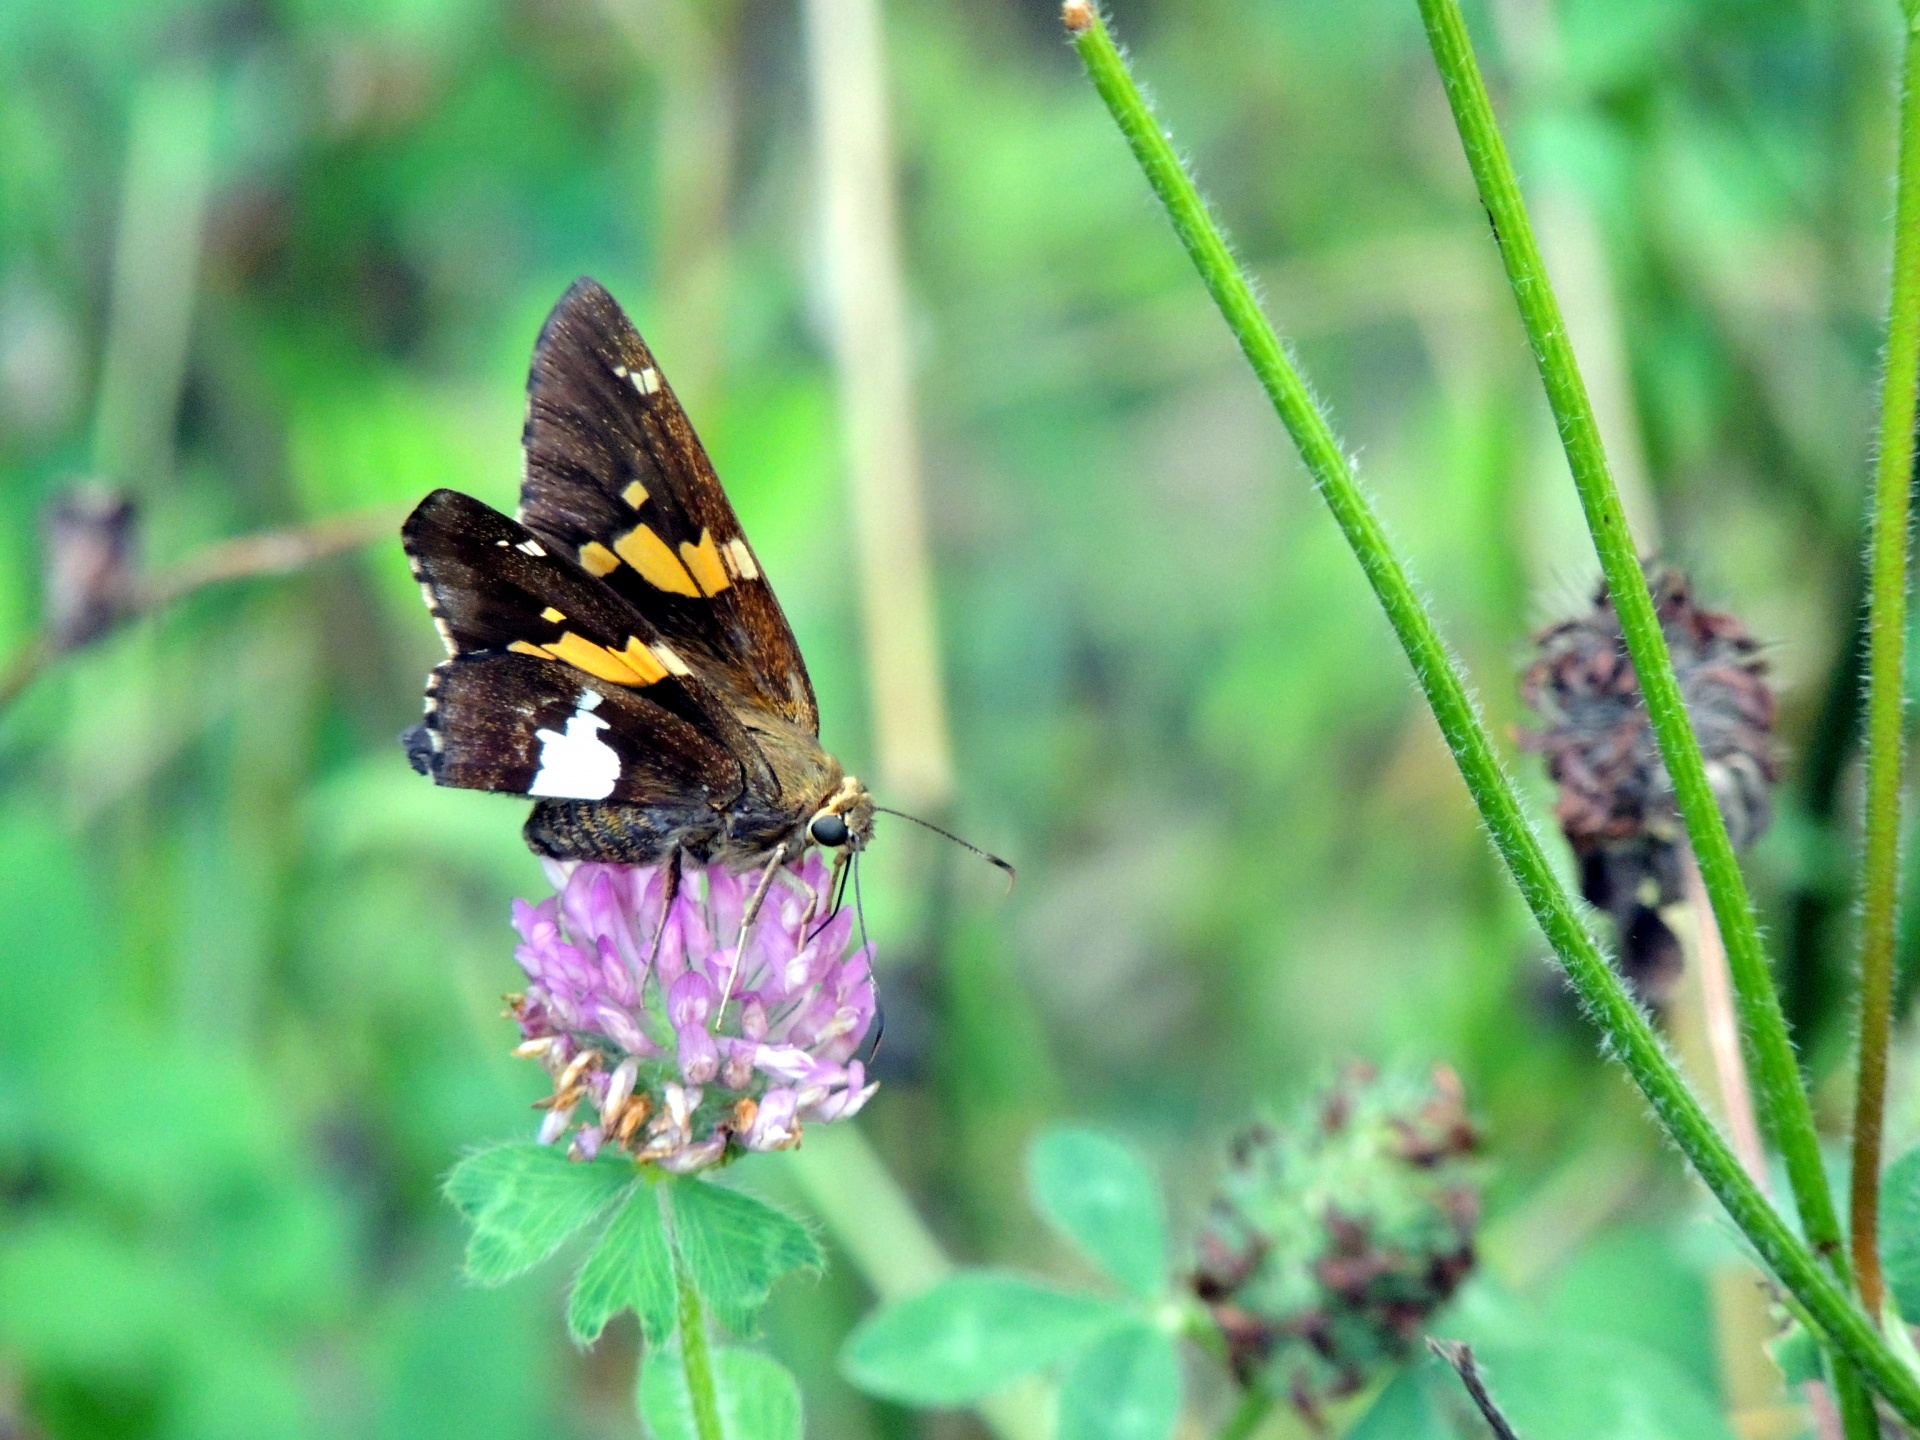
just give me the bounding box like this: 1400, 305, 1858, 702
515, 278, 819, 734
416, 653, 739, 806
402, 487, 761, 805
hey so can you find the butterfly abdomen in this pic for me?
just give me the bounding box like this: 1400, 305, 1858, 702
525, 800, 721, 864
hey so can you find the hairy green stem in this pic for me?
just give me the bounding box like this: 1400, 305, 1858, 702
1411, 0, 1849, 1282
1062, 2, 1920, 1419
1852, 9, 1920, 1321
676, 1261, 726, 1440
1412, 0, 1877, 1417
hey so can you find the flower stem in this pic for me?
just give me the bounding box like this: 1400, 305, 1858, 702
1411, 0, 1849, 1287
1061, 1, 1920, 1421
675, 1260, 726, 1440
1852, 6, 1920, 1322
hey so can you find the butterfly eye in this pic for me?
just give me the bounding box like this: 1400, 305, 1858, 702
809, 813, 850, 848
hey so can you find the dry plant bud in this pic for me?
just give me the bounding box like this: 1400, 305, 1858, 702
1520, 566, 1776, 1003
42, 486, 137, 653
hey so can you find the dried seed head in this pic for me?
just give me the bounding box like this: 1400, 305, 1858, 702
1192, 1065, 1480, 1420
1520, 565, 1776, 1002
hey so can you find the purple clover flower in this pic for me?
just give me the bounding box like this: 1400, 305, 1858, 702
506, 853, 878, 1172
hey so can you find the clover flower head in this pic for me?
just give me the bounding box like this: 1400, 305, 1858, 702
1192, 1064, 1480, 1420
506, 852, 877, 1172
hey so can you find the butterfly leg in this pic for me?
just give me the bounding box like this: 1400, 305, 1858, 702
645, 847, 683, 970
715, 842, 790, 1019
805, 848, 851, 939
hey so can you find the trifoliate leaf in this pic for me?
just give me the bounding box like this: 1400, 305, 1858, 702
1056, 1321, 1180, 1440
1029, 1127, 1167, 1299
1880, 1144, 1920, 1325
639, 1345, 803, 1440
569, 1184, 676, 1346
841, 1270, 1129, 1406
444, 1143, 636, 1285
667, 1178, 822, 1337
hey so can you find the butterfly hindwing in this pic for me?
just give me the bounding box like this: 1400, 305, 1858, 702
516, 278, 819, 734
402, 488, 770, 802
414, 653, 741, 806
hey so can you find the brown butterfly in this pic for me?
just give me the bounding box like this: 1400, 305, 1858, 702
401, 278, 876, 909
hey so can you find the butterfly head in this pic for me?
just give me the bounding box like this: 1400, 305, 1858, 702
807, 774, 874, 854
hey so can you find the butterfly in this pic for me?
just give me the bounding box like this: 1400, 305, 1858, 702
400, 278, 874, 901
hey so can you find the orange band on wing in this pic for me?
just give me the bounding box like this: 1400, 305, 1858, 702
614, 524, 702, 596
679, 530, 731, 596
511, 632, 668, 688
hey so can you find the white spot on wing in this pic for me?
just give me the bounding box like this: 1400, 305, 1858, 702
515, 539, 547, 556
528, 690, 619, 799
631, 367, 661, 396
650, 642, 691, 676
725, 539, 760, 580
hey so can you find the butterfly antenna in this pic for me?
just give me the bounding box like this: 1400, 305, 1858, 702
872, 807, 1016, 891
852, 855, 883, 1066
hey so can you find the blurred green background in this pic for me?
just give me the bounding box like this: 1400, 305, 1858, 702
2, 0, 1915, 1434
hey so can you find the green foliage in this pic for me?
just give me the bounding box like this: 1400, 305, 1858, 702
1055, 1322, 1181, 1440
1028, 1128, 1167, 1300
668, 1179, 823, 1339
444, 1142, 636, 1285
1465, 1337, 1735, 1440
1882, 1143, 1920, 1322
1346, 1363, 1454, 1440
569, 1182, 676, 1346
639, 1345, 804, 1440
1770, 1324, 1823, 1386
5, 0, 1918, 1430
444, 1152, 816, 1357
840, 1272, 1129, 1405
443, 1154, 816, 1433
841, 1125, 1174, 1414
1346, 1335, 1735, 1440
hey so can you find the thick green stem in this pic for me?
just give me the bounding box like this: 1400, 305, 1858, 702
1413, 0, 1879, 1418
676, 1261, 726, 1440
1852, 9, 1920, 1321
1062, 2, 1920, 1420
1411, 0, 1849, 1285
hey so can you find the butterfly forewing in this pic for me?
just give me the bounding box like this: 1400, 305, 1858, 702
516, 279, 819, 734
401, 279, 867, 868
